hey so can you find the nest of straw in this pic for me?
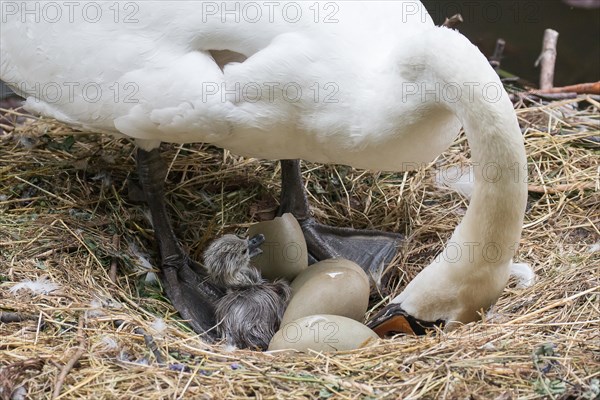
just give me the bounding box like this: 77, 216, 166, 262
0, 97, 598, 399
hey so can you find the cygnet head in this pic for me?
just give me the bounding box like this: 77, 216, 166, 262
203, 234, 265, 287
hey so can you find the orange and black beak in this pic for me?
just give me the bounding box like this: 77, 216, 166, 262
367, 304, 445, 337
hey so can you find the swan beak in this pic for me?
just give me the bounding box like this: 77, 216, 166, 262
248, 234, 266, 258
367, 303, 444, 338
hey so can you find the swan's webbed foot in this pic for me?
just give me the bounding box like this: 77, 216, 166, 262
137, 148, 222, 339
159, 256, 223, 338
279, 160, 402, 278
300, 221, 401, 278
367, 303, 444, 337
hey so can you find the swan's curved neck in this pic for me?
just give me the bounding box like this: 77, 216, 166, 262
401, 27, 528, 269
454, 89, 527, 266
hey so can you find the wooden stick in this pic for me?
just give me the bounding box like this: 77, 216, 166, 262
529, 92, 579, 101
0, 359, 45, 400
134, 327, 166, 365
114, 320, 165, 366
536, 29, 559, 90
506, 285, 599, 325
109, 234, 120, 284
528, 183, 597, 195
510, 89, 600, 104
489, 39, 506, 70
532, 81, 600, 95
0, 123, 14, 132
52, 317, 86, 399
442, 14, 463, 29
0, 311, 38, 323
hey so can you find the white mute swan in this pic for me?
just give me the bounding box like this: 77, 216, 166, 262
1, 1, 527, 339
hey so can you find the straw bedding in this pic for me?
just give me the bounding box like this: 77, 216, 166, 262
0, 96, 598, 399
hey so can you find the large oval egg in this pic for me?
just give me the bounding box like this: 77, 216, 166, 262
289, 258, 369, 293
268, 314, 378, 352
281, 259, 370, 326
247, 213, 308, 281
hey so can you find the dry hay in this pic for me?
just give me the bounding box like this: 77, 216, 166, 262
0, 96, 598, 399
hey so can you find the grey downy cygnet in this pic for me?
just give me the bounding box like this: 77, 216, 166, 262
203, 234, 291, 350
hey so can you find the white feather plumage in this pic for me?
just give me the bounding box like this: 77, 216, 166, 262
9, 276, 60, 295
1, 1, 528, 325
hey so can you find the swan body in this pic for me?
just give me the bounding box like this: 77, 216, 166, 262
1, 1, 459, 169
1, 1, 528, 327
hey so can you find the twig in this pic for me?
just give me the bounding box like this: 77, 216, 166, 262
506, 286, 599, 325
528, 183, 597, 194
528, 92, 579, 101
0, 107, 35, 119
109, 234, 120, 284
0, 123, 14, 132
114, 320, 165, 365
0, 359, 45, 400
441, 13, 463, 29
509, 91, 596, 104
14, 176, 76, 206
0, 311, 38, 324
489, 39, 506, 70
36, 245, 78, 259
52, 317, 86, 399
532, 81, 600, 95
536, 29, 559, 90
134, 327, 166, 366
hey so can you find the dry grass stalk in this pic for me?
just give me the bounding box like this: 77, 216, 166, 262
52, 317, 86, 399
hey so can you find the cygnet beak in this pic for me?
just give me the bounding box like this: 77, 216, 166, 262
248, 234, 266, 258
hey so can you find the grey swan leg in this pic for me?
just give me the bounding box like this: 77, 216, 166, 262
137, 148, 222, 338
278, 160, 402, 275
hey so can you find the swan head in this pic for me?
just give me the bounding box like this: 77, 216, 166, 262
203, 234, 265, 287
368, 256, 516, 336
